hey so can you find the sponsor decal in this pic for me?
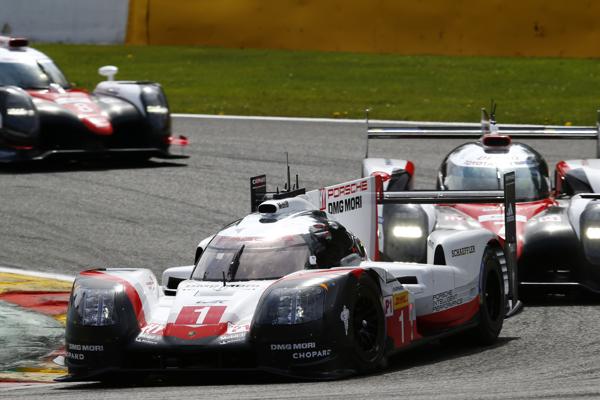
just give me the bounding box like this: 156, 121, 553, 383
340, 305, 349, 335
277, 200, 289, 209
383, 296, 393, 317
451, 245, 475, 258
328, 196, 363, 215
478, 214, 527, 223
251, 175, 266, 187
270, 342, 316, 351
269, 342, 332, 359
327, 181, 369, 199
140, 322, 165, 335
393, 291, 409, 310
218, 332, 247, 345
136, 322, 165, 344
293, 349, 332, 360
432, 290, 463, 312
538, 215, 561, 222
68, 343, 104, 351
66, 343, 104, 360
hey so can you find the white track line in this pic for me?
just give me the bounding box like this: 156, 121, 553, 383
0, 266, 74, 282
172, 113, 579, 128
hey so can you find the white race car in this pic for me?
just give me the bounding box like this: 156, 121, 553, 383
61, 173, 521, 381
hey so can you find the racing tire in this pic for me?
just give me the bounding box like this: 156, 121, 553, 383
348, 275, 386, 373
471, 245, 506, 345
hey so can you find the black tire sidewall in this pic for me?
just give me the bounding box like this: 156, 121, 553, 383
348, 275, 386, 371
476, 247, 506, 344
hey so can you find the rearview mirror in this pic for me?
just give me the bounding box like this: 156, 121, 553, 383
98, 65, 119, 81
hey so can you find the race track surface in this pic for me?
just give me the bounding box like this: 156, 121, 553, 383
1, 116, 599, 398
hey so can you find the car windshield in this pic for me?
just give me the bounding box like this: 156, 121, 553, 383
444, 164, 549, 201
0, 60, 69, 89
192, 234, 313, 281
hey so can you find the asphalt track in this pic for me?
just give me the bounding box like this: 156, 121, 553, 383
1, 116, 600, 398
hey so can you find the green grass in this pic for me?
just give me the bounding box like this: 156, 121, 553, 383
35, 44, 600, 125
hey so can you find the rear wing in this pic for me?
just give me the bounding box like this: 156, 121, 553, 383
366, 109, 600, 157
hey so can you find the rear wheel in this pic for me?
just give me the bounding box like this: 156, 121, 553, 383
471, 246, 506, 345
348, 275, 386, 372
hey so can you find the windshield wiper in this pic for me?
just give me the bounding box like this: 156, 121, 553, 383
226, 245, 245, 281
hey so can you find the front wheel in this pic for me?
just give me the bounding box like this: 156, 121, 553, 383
348, 275, 386, 373
471, 245, 506, 345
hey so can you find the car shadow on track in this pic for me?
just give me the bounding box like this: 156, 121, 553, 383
379, 335, 518, 376
0, 159, 187, 174
57, 371, 296, 389
56, 338, 517, 389
520, 291, 600, 307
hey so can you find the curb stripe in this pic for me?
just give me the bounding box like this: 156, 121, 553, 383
0, 266, 74, 282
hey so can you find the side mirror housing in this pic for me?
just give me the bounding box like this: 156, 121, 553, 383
161, 265, 194, 296
98, 65, 119, 81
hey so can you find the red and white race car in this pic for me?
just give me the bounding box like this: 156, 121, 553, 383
364, 106, 600, 294
61, 173, 520, 381
0, 36, 187, 163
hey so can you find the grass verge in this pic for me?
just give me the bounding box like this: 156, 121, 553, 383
35, 44, 600, 125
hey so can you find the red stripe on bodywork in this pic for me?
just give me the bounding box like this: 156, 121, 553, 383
555, 161, 571, 195
416, 295, 480, 333
80, 270, 146, 327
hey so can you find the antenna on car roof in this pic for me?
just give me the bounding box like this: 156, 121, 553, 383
481, 108, 490, 134
489, 100, 498, 133
365, 108, 371, 158
249, 153, 306, 212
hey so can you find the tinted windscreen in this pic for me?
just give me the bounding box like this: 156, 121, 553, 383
0, 61, 68, 89
444, 164, 549, 201
192, 235, 312, 281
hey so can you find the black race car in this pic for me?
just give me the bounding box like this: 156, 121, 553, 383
0, 36, 188, 163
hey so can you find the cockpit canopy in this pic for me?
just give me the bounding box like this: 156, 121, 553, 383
0, 59, 70, 89
438, 142, 550, 202
192, 212, 364, 282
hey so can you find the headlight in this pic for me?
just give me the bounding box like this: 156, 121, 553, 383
0, 86, 39, 138
140, 84, 169, 132
72, 285, 120, 326
258, 286, 325, 325
392, 225, 423, 238
585, 227, 600, 240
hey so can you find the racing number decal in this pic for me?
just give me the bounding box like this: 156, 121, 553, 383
175, 306, 226, 325
73, 102, 95, 113
386, 291, 412, 348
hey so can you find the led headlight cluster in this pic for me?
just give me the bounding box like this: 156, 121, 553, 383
392, 225, 423, 238
259, 286, 325, 325
72, 285, 120, 326
140, 84, 169, 132
0, 87, 39, 137
585, 227, 600, 240
581, 202, 600, 264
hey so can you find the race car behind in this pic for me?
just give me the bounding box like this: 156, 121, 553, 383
0, 36, 188, 163
363, 106, 600, 294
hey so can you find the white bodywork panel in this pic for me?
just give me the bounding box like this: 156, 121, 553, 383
563, 159, 600, 192
94, 81, 146, 116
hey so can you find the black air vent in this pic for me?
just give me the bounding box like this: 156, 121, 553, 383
397, 276, 418, 284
